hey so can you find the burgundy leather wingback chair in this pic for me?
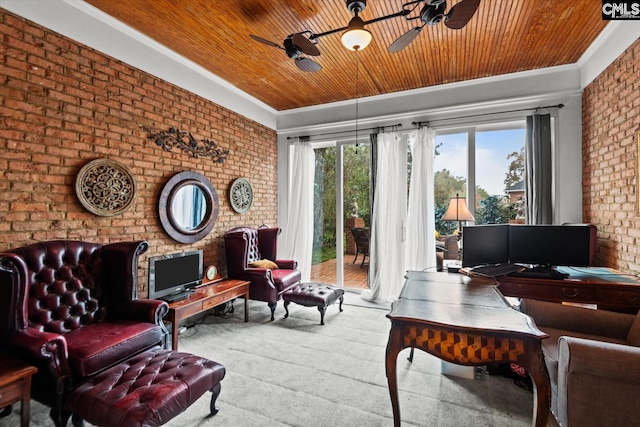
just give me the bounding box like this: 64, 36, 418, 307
224, 227, 301, 320
0, 240, 168, 427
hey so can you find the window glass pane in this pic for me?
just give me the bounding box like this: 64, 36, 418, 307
475, 129, 525, 224
434, 133, 468, 236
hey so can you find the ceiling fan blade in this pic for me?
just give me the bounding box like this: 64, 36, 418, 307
295, 57, 322, 72
388, 27, 423, 53
445, 0, 481, 30
250, 34, 282, 49
292, 33, 321, 56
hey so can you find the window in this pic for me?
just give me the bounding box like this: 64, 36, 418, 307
434, 122, 526, 235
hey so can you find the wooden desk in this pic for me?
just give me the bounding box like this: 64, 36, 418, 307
0, 353, 37, 427
385, 271, 550, 427
166, 279, 250, 350
496, 266, 640, 313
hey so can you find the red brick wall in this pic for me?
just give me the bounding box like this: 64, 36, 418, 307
583, 39, 640, 273
0, 10, 277, 294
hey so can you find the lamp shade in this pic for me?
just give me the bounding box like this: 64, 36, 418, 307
341, 16, 372, 51
441, 194, 474, 222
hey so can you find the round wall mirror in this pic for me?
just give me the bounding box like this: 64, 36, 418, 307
170, 184, 207, 231
158, 171, 219, 244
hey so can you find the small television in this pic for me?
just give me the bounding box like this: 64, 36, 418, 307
462, 224, 510, 267
148, 249, 203, 301
509, 224, 594, 267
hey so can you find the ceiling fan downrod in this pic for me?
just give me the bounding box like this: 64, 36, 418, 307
346, 0, 367, 15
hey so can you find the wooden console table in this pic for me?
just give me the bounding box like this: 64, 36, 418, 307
166, 279, 250, 350
496, 266, 640, 313
386, 271, 550, 427
0, 353, 37, 427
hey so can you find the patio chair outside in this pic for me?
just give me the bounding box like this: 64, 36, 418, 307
350, 227, 370, 268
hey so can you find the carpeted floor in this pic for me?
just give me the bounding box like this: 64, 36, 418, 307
2, 295, 559, 426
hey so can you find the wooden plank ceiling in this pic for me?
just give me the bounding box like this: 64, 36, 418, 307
84, 0, 607, 111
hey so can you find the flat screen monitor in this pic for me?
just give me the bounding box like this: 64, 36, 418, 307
509, 225, 593, 267
462, 224, 510, 267
148, 250, 203, 301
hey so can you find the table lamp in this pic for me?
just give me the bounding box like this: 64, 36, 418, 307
441, 193, 475, 240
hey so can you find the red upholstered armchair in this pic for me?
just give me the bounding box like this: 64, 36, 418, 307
0, 240, 168, 427
224, 227, 301, 320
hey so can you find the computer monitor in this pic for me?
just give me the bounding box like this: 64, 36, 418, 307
508, 225, 594, 267
462, 224, 510, 267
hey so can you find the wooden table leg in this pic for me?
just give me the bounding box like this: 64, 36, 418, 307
167, 311, 178, 351
21, 376, 32, 427
243, 292, 249, 322
522, 340, 551, 427
385, 326, 403, 427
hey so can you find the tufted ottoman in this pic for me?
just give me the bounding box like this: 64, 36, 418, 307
65, 348, 225, 427
282, 282, 344, 325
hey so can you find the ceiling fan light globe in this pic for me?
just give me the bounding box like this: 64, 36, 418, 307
341, 27, 372, 51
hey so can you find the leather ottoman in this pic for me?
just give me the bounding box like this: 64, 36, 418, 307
282, 282, 344, 325
65, 348, 225, 427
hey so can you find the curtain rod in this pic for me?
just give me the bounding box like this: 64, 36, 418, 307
287, 102, 564, 141
412, 103, 565, 128
286, 123, 403, 141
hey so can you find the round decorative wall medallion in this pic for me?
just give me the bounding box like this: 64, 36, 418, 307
75, 159, 137, 217
229, 178, 253, 214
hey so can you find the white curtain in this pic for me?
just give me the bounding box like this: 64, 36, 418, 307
361, 132, 407, 303
405, 127, 436, 272
281, 141, 315, 282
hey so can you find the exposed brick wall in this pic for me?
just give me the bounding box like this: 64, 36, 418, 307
583, 39, 640, 273
0, 10, 278, 295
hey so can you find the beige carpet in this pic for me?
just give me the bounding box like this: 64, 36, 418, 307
2, 297, 559, 426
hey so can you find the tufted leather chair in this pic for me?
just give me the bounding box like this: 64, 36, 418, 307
224, 227, 301, 320
0, 240, 168, 427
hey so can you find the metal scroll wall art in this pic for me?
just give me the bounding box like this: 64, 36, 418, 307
142, 125, 230, 164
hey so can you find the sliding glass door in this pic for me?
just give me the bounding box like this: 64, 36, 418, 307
309, 141, 370, 289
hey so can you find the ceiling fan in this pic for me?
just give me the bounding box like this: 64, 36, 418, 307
388, 0, 481, 53
249, 0, 481, 71
249, 32, 322, 72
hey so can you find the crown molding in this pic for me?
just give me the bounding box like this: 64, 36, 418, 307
578, 21, 640, 88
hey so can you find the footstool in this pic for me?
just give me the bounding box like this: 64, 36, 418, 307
282, 282, 344, 325
65, 348, 225, 427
